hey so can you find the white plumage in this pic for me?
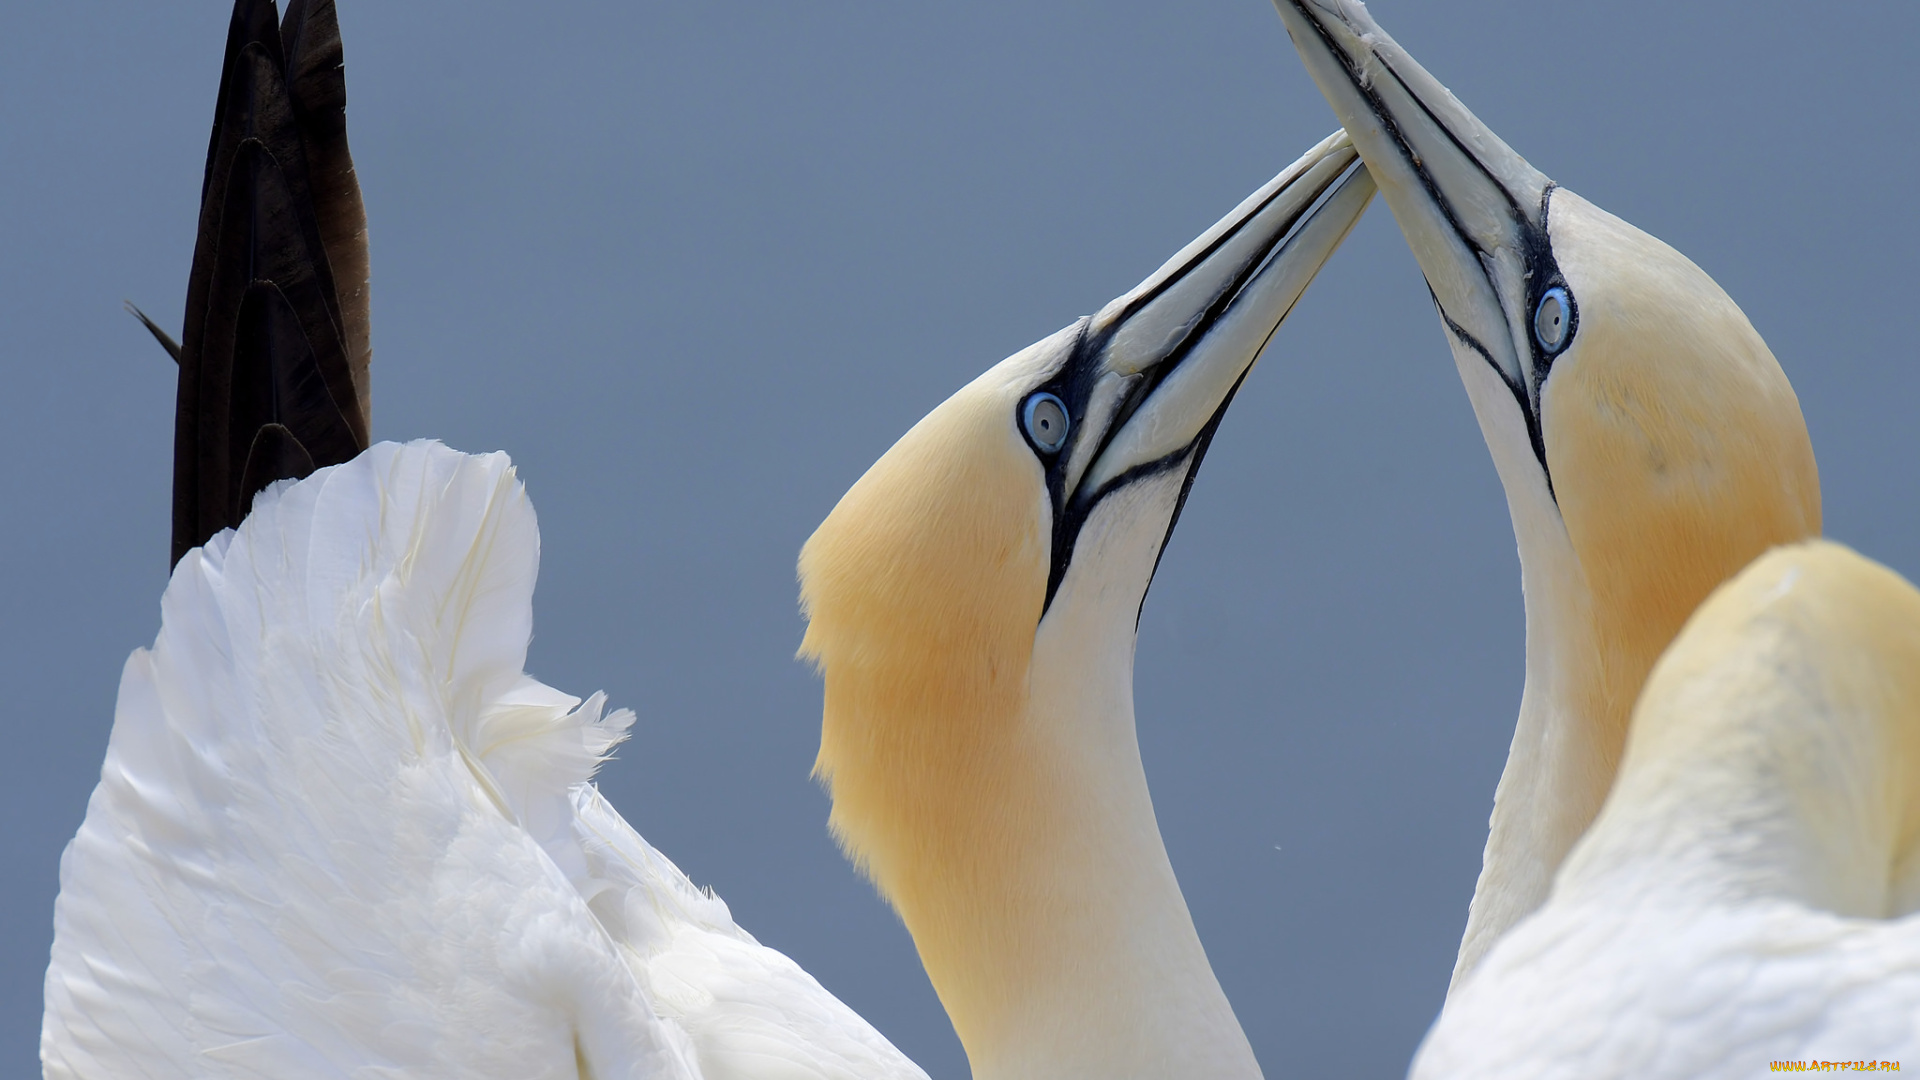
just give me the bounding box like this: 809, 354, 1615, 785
42, 440, 926, 1080
1421, 884, 1920, 1077
1414, 543, 1920, 1077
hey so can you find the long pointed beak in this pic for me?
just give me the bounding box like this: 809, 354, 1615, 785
1271, 0, 1563, 460
1035, 130, 1374, 607
1063, 131, 1376, 506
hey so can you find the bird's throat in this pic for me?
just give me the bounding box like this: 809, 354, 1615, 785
1450, 494, 1625, 990
809, 474, 1263, 1079
931, 597, 1262, 1080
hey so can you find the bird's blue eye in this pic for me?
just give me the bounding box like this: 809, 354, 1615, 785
1022, 392, 1069, 454
1534, 286, 1572, 353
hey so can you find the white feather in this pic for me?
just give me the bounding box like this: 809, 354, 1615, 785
42, 441, 926, 1080
1413, 545, 1920, 1078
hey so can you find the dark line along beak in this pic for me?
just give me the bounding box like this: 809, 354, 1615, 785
1039, 130, 1377, 607
1271, 0, 1569, 476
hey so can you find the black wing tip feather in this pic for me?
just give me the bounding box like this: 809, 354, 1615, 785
124, 301, 183, 364
281, 0, 372, 428
170, 0, 370, 567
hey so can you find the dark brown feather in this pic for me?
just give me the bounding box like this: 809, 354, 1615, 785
281, 0, 371, 431
124, 301, 183, 363
171, 0, 369, 566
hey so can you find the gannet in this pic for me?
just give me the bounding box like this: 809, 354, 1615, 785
1417, 541, 1920, 1076
1272, 0, 1822, 989
45, 3, 926, 1075
44, 0, 1376, 1075
798, 129, 1376, 1080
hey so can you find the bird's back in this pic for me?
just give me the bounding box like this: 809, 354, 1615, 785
1414, 541, 1920, 1078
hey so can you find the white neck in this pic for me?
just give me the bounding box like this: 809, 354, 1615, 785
968, 478, 1261, 1080
1446, 356, 1620, 992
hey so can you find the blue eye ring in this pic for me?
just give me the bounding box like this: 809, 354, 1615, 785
1022, 392, 1070, 454
1534, 285, 1573, 354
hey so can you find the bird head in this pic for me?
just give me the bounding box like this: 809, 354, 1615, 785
1273, 0, 1820, 731
1418, 538, 1920, 1070
797, 133, 1372, 1055
1587, 539, 1920, 918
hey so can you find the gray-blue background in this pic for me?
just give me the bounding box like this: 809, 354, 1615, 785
6, 1, 1916, 1075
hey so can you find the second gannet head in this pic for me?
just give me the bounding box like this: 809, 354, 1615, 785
1272, 0, 1822, 985
798, 134, 1373, 1078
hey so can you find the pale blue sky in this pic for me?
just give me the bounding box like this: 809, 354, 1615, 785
5, 1, 1918, 1075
